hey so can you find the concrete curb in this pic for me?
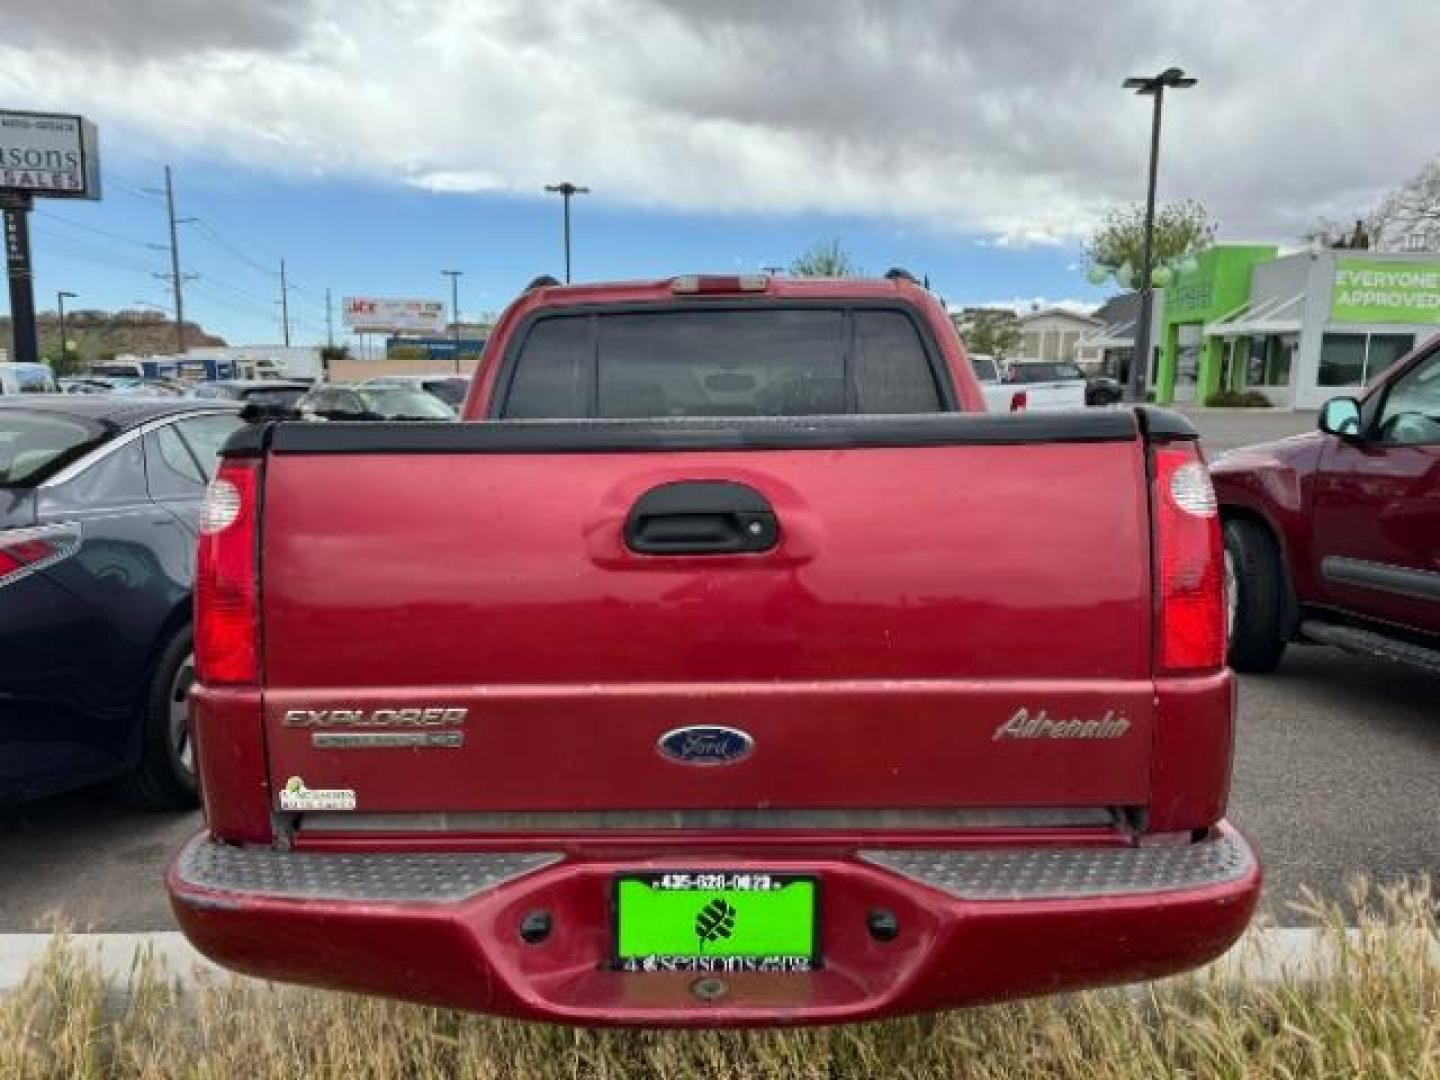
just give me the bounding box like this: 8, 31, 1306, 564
2, 929, 1436, 999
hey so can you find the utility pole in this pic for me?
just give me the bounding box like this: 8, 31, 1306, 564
442, 270, 463, 375
1121, 68, 1196, 403
543, 182, 589, 283
56, 290, 77, 368
325, 288, 334, 346
278, 259, 291, 347
162, 166, 189, 354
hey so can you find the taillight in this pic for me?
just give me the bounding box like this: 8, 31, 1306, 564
195, 459, 259, 685
0, 522, 81, 587
670, 274, 769, 294
1008, 390, 1028, 412
1152, 442, 1224, 673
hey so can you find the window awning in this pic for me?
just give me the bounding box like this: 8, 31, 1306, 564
1076, 318, 1137, 349
1204, 295, 1303, 338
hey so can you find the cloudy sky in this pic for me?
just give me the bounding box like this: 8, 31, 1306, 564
3, 0, 1437, 345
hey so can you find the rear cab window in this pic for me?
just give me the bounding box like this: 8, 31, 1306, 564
498, 305, 947, 419
0, 412, 108, 486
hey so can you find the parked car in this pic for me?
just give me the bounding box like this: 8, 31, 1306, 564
360, 374, 470, 410
0, 396, 243, 807
0, 362, 58, 395
1085, 374, 1124, 407
1213, 336, 1439, 674
968, 354, 1025, 412
171, 273, 1256, 1026
1003, 360, 1088, 410
297, 384, 457, 421
58, 377, 112, 394
190, 379, 311, 416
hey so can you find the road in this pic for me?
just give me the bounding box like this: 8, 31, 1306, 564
0, 406, 1432, 930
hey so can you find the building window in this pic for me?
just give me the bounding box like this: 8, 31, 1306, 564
1318, 332, 1416, 386
1246, 335, 1294, 386
1364, 335, 1415, 382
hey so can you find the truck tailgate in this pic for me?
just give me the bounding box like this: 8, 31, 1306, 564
257, 416, 1154, 817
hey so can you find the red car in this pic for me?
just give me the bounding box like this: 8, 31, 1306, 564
169, 273, 1258, 1026
1213, 337, 1439, 674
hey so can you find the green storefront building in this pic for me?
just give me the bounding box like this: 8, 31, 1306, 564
1153, 245, 1277, 405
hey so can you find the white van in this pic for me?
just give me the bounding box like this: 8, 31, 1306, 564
0, 362, 58, 395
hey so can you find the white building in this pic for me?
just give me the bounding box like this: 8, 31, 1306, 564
1014, 308, 1103, 364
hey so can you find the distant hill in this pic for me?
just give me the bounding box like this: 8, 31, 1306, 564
1, 308, 226, 365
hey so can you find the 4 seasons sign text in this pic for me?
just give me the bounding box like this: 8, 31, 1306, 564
0, 110, 101, 200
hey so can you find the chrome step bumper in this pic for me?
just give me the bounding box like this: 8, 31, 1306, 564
860, 831, 1253, 900
174, 836, 559, 903
176, 828, 1253, 906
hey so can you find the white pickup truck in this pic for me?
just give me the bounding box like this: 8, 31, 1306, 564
1003, 360, 1089, 411
968, 355, 1023, 412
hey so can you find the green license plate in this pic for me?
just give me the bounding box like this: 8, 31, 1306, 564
613, 872, 819, 973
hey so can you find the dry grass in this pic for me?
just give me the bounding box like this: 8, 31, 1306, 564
2, 882, 1436, 1079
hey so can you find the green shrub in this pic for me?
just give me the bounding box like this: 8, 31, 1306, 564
1206, 388, 1273, 408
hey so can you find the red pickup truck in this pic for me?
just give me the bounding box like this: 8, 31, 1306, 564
1215, 337, 1439, 674
169, 273, 1258, 1026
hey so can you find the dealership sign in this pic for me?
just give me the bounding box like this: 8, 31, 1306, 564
343, 296, 447, 333
0, 110, 101, 200
1332, 259, 1440, 325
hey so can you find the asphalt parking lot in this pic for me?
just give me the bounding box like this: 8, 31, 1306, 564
0, 407, 1431, 932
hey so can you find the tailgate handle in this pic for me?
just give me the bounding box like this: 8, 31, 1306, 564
625, 481, 779, 555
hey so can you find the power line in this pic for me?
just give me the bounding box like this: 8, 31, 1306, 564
29, 227, 168, 278
188, 217, 279, 278
35, 210, 156, 250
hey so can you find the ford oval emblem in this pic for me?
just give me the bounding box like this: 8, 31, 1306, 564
657, 726, 754, 766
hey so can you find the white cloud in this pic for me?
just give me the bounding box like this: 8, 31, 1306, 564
2, 0, 1437, 245
953, 298, 1099, 317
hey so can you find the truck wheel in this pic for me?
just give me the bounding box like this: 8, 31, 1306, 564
1224, 518, 1287, 673
120, 625, 200, 810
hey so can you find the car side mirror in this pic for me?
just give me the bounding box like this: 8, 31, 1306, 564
1318, 396, 1363, 440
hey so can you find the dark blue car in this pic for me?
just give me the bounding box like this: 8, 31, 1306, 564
1, 396, 243, 808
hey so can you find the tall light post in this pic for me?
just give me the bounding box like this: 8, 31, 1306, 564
56, 290, 77, 369
442, 270, 464, 374
1122, 67, 1195, 403
543, 182, 589, 283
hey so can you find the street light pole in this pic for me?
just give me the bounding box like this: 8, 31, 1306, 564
442, 270, 464, 374
56, 290, 77, 369
1122, 67, 1196, 403
544, 182, 589, 283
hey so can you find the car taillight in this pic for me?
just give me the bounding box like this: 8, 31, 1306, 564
195, 459, 259, 685
670, 274, 769, 294
0, 522, 81, 587
1152, 442, 1224, 674
1009, 390, 1028, 412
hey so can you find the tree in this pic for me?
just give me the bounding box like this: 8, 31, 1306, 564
45, 346, 86, 378
963, 310, 1022, 358
1084, 200, 1215, 278
790, 239, 860, 278
1368, 157, 1440, 252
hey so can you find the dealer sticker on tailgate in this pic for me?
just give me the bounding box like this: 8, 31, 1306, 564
613, 872, 818, 973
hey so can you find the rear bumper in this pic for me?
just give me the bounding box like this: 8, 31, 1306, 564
168, 824, 1259, 1027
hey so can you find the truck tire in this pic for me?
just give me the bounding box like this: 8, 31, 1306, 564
1224, 518, 1287, 674
120, 625, 200, 810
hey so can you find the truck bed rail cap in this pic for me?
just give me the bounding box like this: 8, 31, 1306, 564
232, 411, 1145, 457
